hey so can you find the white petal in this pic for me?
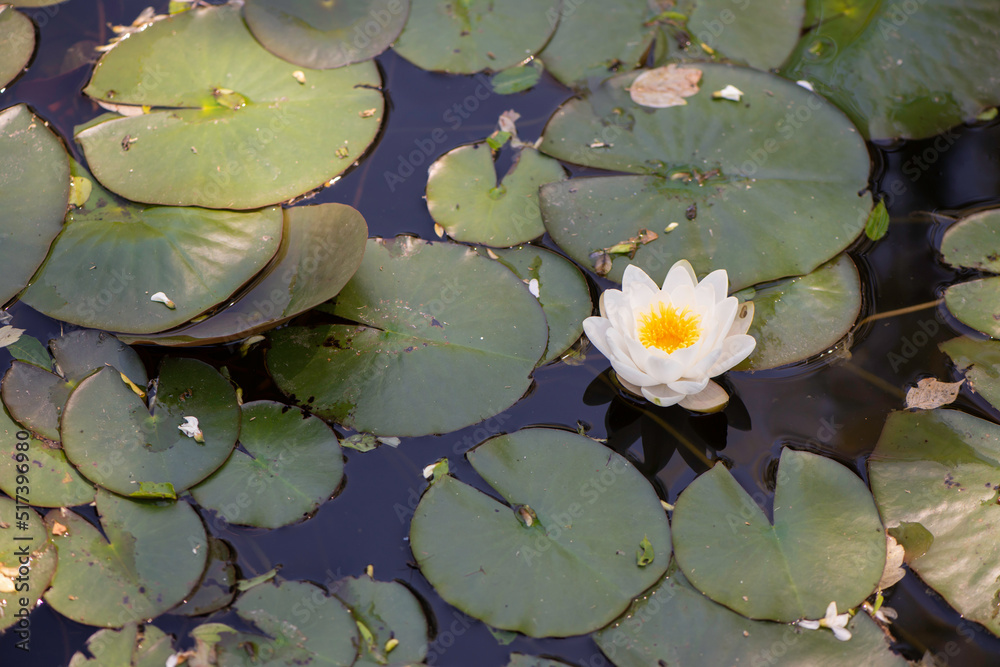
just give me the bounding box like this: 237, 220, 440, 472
583, 317, 615, 359
698, 269, 729, 303
678, 380, 730, 412
617, 376, 645, 398
823, 602, 841, 623
729, 300, 754, 337
640, 383, 685, 407
706, 334, 756, 376
666, 283, 697, 308
601, 289, 636, 337
661, 259, 697, 292
680, 346, 723, 380
606, 329, 657, 386
642, 352, 686, 385
797, 620, 820, 631
622, 263, 660, 293
178, 416, 202, 440
667, 377, 710, 395
706, 297, 739, 350
830, 626, 852, 641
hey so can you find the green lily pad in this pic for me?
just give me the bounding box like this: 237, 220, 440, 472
0, 497, 57, 633
490, 61, 543, 95
686, 0, 806, 71
0, 8, 34, 89
941, 209, 1000, 272
191, 400, 343, 529
69, 624, 175, 667
243, 0, 410, 69
172, 538, 237, 617
780, 0, 1000, 140
60, 358, 240, 496
671, 448, 885, 622
267, 236, 547, 436
538, 0, 661, 88
21, 163, 283, 335
119, 203, 367, 346
43, 488, 208, 628
736, 254, 862, 371
2, 329, 148, 441
940, 336, 1000, 411
539, 64, 871, 290
593, 569, 907, 667
427, 143, 566, 247
215, 579, 359, 667
944, 278, 1000, 338
331, 576, 429, 666
481, 245, 592, 365
410, 428, 671, 637
870, 409, 1000, 637
0, 404, 95, 508
392, 0, 560, 74
76, 4, 384, 209
0, 104, 69, 304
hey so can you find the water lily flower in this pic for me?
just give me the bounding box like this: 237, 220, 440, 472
798, 601, 852, 641
583, 261, 755, 412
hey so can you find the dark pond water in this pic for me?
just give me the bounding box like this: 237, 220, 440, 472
3, 1, 1000, 665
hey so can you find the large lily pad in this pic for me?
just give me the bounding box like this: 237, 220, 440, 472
0, 404, 94, 508
538, 0, 660, 88
685, 0, 806, 70
869, 408, 1000, 637
0, 104, 69, 305
60, 358, 240, 497
331, 576, 429, 666
539, 64, 871, 290
243, 0, 410, 69
780, 0, 1000, 140
736, 254, 862, 370
21, 164, 283, 334
593, 569, 907, 667
410, 428, 671, 637
43, 489, 208, 628
120, 203, 368, 346
69, 625, 175, 667
215, 580, 359, 666
671, 448, 885, 622
76, 4, 384, 209
944, 278, 1000, 338
427, 144, 565, 247
392, 0, 560, 74
940, 336, 1000, 411
267, 237, 548, 436
191, 400, 344, 529
482, 245, 592, 365
172, 538, 237, 617
0, 8, 34, 89
0, 497, 57, 633
2, 329, 147, 441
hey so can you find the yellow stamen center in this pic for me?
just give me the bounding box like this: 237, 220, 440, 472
637, 302, 701, 353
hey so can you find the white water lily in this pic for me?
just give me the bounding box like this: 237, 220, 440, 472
798, 601, 852, 641
583, 261, 755, 412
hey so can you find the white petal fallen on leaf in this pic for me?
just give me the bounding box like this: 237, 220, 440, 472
0, 325, 25, 348
797, 601, 852, 641
712, 85, 744, 102
150, 291, 176, 309
178, 416, 204, 443
878, 533, 907, 590
905, 377, 964, 410
527, 278, 540, 298
292, 70, 306, 84
629, 65, 702, 108
796, 80, 815, 92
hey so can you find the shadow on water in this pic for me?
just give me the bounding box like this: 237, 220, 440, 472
3, 1, 1000, 665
